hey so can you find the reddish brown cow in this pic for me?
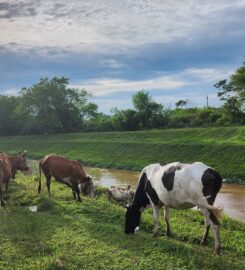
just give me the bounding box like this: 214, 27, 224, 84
38, 154, 91, 201
0, 151, 29, 207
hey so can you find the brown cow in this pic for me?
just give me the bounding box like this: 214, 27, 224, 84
0, 151, 29, 207
38, 154, 91, 201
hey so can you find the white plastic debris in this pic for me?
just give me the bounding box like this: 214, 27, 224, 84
29, 205, 38, 212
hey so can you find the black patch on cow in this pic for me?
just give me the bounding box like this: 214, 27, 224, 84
201, 168, 222, 205
162, 165, 181, 191
146, 180, 160, 206
132, 173, 150, 209
125, 173, 150, 234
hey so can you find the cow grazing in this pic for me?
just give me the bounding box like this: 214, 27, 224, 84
107, 185, 134, 203
0, 151, 29, 206
78, 177, 96, 197
38, 154, 91, 201
125, 162, 223, 255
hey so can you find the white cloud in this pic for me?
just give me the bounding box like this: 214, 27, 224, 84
72, 66, 234, 96
0, 0, 245, 53
72, 75, 187, 96
185, 68, 233, 82
2, 88, 19, 96
99, 59, 127, 69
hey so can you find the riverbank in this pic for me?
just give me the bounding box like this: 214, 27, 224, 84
0, 126, 244, 184
0, 174, 245, 270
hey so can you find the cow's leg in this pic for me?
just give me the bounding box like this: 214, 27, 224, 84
45, 174, 51, 198
4, 180, 9, 200
151, 203, 160, 237
72, 187, 77, 200
164, 206, 171, 237
76, 184, 81, 201
202, 208, 221, 255
200, 209, 211, 245
42, 169, 52, 198
0, 183, 5, 207
71, 180, 81, 202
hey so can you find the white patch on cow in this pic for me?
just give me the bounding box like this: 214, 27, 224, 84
78, 184, 82, 193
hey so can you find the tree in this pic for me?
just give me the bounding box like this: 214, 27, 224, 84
111, 108, 139, 131
175, 99, 188, 108
231, 62, 245, 103
214, 59, 245, 123
17, 77, 97, 134
0, 95, 19, 135
132, 90, 165, 129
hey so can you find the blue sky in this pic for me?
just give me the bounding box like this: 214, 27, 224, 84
0, 0, 245, 113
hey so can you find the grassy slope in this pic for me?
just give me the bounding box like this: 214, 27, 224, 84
0, 126, 244, 183
0, 174, 244, 270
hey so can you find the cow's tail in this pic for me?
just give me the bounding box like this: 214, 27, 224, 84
206, 204, 224, 218
38, 162, 42, 194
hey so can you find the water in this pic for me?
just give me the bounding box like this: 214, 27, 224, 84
86, 166, 245, 222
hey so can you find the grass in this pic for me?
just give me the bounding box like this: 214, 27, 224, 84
0, 126, 244, 183
0, 172, 245, 270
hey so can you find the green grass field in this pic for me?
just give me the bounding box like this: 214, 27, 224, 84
0, 126, 244, 183
0, 173, 244, 270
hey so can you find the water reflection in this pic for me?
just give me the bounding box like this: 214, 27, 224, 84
86, 166, 245, 222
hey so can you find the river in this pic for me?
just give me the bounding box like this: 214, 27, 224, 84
86, 167, 245, 222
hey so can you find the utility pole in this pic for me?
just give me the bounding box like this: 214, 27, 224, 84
206, 95, 209, 108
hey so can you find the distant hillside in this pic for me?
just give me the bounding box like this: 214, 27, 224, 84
0, 126, 244, 183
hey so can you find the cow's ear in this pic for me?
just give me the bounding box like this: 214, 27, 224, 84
87, 175, 92, 181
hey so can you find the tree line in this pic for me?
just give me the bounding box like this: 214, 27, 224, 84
0, 61, 244, 136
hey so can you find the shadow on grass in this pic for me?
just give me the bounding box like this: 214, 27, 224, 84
55, 195, 244, 270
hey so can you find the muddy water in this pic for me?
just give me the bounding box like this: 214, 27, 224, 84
86, 167, 245, 222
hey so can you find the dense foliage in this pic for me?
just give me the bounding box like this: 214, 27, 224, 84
1, 61, 245, 135
0, 77, 98, 135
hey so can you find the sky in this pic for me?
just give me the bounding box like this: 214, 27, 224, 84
0, 0, 245, 114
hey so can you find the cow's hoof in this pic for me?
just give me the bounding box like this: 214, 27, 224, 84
1, 201, 6, 207
152, 231, 159, 237
3, 195, 9, 200
215, 245, 221, 255
200, 239, 208, 245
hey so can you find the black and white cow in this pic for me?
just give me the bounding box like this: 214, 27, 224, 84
125, 162, 223, 255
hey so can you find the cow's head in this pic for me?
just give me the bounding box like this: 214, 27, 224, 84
78, 176, 96, 197
125, 204, 141, 234
78, 174, 92, 184
86, 175, 92, 181
16, 151, 29, 171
